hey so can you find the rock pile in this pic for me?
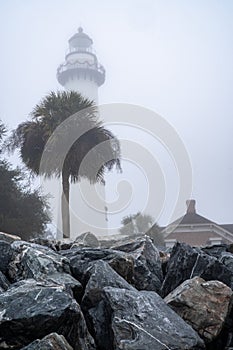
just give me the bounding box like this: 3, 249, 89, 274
0, 232, 233, 349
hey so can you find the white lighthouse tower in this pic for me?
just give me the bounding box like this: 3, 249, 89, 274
57, 27, 105, 104
56, 28, 108, 239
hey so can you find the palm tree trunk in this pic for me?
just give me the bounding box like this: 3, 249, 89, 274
61, 170, 70, 239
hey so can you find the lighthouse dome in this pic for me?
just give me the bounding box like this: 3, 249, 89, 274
68, 27, 93, 49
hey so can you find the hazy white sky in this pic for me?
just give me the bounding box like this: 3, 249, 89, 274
1, 0, 233, 226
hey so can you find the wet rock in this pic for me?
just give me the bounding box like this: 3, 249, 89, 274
90, 287, 205, 350
72, 232, 99, 248
108, 237, 163, 293
165, 276, 233, 342
63, 246, 135, 288
21, 333, 73, 349
111, 236, 148, 252
159, 250, 170, 264
61, 247, 113, 284
0, 232, 21, 243
63, 239, 163, 293
0, 241, 14, 274
59, 241, 74, 250
98, 238, 120, 249
205, 311, 233, 350
81, 260, 135, 312
161, 242, 233, 297
108, 253, 135, 286
45, 272, 83, 301
131, 237, 163, 290
0, 279, 95, 350
201, 244, 228, 259
99, 233, 145, 249
220, 252, 233, 273
30, 238, 59, 251
0, 271, 10, 291
159, 250, 171, 276
7, 242, 83, 300
61, 247, 135, 287
8, 241, 71, 282
227, 244, 233, 254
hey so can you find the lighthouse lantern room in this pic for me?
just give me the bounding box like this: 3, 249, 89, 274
57, 27, 105, 103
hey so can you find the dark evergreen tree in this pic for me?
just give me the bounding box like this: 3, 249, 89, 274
0, 122, 50, 240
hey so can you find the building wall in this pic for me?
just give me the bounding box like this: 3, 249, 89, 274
44, 177, 108, 239
64, 77, 98, 103
69, 179, 108, 238
164, 230, 231, 247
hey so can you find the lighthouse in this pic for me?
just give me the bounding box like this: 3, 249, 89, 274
56, 28, 108, 238
57, 27, 105, 104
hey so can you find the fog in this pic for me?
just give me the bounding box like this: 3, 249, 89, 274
1, 0, 233, 229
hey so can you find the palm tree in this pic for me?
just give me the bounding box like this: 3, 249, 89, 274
9, 91, 121, 238
120, 212, 154, 235
120, 211, 164, 246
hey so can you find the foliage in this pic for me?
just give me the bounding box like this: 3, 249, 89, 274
0, 122, 50, 240
120, 211, 164, 246
8, 91, 121, 237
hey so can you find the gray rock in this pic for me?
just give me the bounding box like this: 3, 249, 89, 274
82, 261, 136, 339
73, 232, 99, 248
99, 233, 145, 249
21, 333, 73, 349
0, 271, 10, 291
61, 247, 113, 284
161, 242, 233, 297
165, 276, 233, 342
220, 252, 233, 273
81, 260, 135, 312
9, 241, 71, 282
29, 238, 59, 251
0, 279, 95, 350
108, 252, 135, 286
0, 232, 21, 243
61, 247, 141, 286
201, 244, 228, 259
63, 238, 163, 294
0, 241, 14, 274
111, 236, 148, 252
90, 287, 205, 350
109, 237, 163, 293
59, 241, 74, 250
45, 272, 83, 301
7, 242, 83, 300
